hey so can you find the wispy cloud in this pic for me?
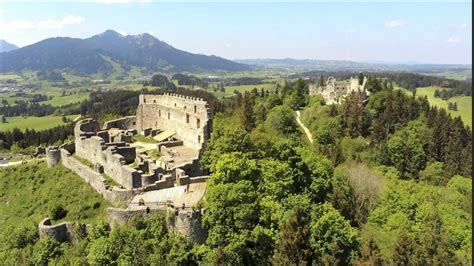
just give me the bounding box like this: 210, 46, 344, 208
1, 15, 84, 33
459, 23, 467, 30
344, 28, 357, 33
447, 37, 460, 43
384, 19, 405, 28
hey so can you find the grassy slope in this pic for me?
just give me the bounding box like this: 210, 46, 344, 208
416, 86, 471, 127
395, 85, 471, 128
0, 162, 110, 228
0, 114, 78, 131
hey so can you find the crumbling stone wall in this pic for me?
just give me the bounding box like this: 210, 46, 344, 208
60, 148, 135, 206
136, 93, 211, 149
38, 218, 85, 244
74, 120, 141, 189
103, 116, 137, 130
309, 76, 369, 104
169, 209, 207, 244
106, 206, 207, 244
46, 147, 61, 167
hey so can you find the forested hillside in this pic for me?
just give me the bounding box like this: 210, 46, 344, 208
0, 75, 471, 264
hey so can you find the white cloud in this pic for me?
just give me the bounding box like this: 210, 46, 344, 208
117, 30, 127, 36
384, 19, 405, 28
459, 23, 467, 30
344, 28, 357, 33
1, 15, 84, 33
447, 37, 460, 43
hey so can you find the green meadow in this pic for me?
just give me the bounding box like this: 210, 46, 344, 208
416, 86, 471, 127
0, 115, 79, 131
395, 85, 471, 127
224, 83, 276, 94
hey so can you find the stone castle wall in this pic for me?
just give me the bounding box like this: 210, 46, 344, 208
309, 76, 369, 104
103, 116, 137, 130
136, 93, 211, 149
58, 147, 135, 207
38, 218, 85, 244
107, 206, 206, 244
74, 119, 142, 189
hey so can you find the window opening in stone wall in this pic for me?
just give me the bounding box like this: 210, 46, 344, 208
153, 100, 156, 103
198, 135, 201, 143
159, 110, 161, 117
168, 112, 170, 120
197, 118, 200, 128
186, 114, 190, 124
194, 105, 197, 113
175, 103, 177, 107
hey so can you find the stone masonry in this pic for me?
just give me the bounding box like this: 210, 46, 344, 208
136, 93, 211, 150
45, 93, 212, 242
309, 76, 369, 104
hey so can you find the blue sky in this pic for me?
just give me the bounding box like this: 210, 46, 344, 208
1, 1, 471, 64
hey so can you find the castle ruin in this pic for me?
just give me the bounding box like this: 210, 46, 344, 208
44, 93, 211, 243
309, 76, 369, 104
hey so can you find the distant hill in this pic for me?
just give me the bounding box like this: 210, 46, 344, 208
0, 30, 251, 75
235, 58, 472, 74
0, 40, 19, 53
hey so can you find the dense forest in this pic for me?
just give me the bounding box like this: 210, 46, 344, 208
0, 75, 471, 264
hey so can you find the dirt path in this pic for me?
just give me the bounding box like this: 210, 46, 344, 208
0, 158, 45, 167
296, 110, 313, 144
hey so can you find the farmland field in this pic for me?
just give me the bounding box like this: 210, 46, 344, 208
396, 85, 471, 127
224, 83, 276, 94
416, 86, 471, 127
0, 114, 79, 131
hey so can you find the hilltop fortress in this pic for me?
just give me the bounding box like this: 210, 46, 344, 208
44, 93, 211, 243
309, 76, 369, 104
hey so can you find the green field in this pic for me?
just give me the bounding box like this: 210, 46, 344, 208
416, 86, 471, 127
224, 83, 277, 94
0, 87, 89, 107
0, 162, 110, 228
395, 85, 471, 127
0, 114, 79, 131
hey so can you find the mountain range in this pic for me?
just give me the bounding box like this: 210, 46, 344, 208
0, 30, 251, 75
0, 40, 19, 53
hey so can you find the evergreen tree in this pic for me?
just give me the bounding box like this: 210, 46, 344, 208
358, 72, 365, 85
272, 207, 312, 265
318, 75, 325, 87
392, 233, 415, 265
355, 238, 383, 265
239, 91, 256, 132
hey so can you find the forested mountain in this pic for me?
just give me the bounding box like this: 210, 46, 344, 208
0, 40, 19, 53
0, 30, 250, 75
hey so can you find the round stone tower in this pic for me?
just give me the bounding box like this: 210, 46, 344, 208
45, 147, 61, 167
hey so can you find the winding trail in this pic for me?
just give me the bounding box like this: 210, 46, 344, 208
295, 110, 313, 144
0, 158, 45, 167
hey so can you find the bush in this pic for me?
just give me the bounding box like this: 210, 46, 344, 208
32, 236, 62, 265
49, 204, 67, 220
